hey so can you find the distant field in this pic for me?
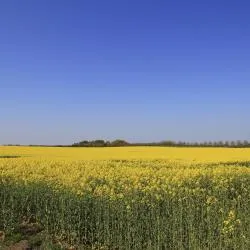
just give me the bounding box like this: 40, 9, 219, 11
0, 146, 250, 248
1, 145, 250, 162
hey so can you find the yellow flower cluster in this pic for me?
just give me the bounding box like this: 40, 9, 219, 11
0, 146, 250, 248
0, 158, 249, 201
1, 145, 250, 162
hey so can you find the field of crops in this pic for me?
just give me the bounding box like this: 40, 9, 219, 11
0, 146, 250, 249
2, 146, 250, 162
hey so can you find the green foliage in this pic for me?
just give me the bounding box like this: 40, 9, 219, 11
72, 139, 250, 148
72, 139, 129, 147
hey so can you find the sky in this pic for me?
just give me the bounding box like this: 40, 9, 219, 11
1, 0, 250, 145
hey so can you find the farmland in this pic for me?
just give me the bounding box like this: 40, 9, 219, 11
1, 146, 250, 162
0, 146, 250, 249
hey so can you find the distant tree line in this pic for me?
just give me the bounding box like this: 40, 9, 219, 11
72, 139, 250, 148
72, 139, 129, 147
3, 140, 250, 148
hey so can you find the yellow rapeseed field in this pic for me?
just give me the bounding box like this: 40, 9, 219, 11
0, 146, 250, 249
1, 145, 250, 162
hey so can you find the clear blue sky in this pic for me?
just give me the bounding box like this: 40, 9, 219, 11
1, 0, 250, 145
